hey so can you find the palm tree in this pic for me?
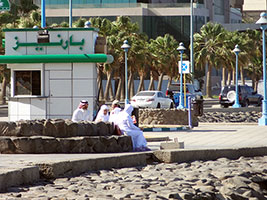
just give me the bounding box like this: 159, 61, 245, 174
194, 22, 226, 97
105, 16, 140, 101
244, 30, 263, 91
90, 17, 114, 101
149, 34, 178, 91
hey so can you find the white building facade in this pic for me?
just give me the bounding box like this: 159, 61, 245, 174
1, 28, 113, 121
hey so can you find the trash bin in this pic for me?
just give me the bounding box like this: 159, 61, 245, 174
193, 99, 204, 116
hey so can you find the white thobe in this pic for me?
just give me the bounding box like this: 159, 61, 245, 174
117, 105, 147, 150
72, 108, 91, 122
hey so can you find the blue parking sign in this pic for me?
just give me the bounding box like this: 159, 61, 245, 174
179, 61, 190, 74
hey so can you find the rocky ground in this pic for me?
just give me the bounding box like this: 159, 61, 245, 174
1, 156, 267, 200
198, 111, 262, 123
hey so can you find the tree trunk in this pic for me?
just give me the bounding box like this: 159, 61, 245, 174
227, 69, 232, 85
137, 74, 145, 93
232, 69, 236, 85
240, 66, 245, 85
109, 78, 114, 101
115, 77, 122, 101
148, 71, 155, 90
104, 71, 112, 101
97, 68, 104, 101
255, 80, 259, 92
120, 73, 125, 101
157, 73, 164, 91
222, 67, 226, 87
206, 65, 212, 98
128, 71, 134, 98
0, 76, 6, 104
167, 76, 173, 88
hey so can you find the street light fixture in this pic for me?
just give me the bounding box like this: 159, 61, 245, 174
121, 40, 131, 105
232, 44, 241, 108
177, 42, 186, 109
256, 12, 267, 125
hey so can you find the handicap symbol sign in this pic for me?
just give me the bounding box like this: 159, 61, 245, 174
179, 61, 190, 74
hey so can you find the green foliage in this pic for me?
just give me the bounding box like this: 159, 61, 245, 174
73, 18, 87, 28
60, 21, 69, 27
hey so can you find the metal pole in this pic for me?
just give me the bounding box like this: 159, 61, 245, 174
41, 0, 46, 28
125, 50, 129, 105
178, 52, 184, 109
190, 0, 194, 78
184, 73, 186, 107
259, 27, 267, 125
69, 0, 72, 28
188, 96, 192, 129
233, 50, 241, 108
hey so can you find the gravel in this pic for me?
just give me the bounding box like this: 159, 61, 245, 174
1, 156, 267, 199
198, 111, 262, 123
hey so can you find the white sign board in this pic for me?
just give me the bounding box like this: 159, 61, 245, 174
179, 61, 190, 74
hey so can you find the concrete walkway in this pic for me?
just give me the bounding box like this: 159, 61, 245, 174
1, 123, 267, 191
145, 123, 267, 150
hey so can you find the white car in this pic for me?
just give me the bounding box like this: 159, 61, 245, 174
130, 90, 174, 108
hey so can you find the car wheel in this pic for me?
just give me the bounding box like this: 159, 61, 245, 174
170, 102, 174, 109
223, 104, 229, 108
227, 91, 236, 103
157, 103, 161, 108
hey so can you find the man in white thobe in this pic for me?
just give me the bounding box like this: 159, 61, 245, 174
72, 100, 92, 122
117, 104, 150, 151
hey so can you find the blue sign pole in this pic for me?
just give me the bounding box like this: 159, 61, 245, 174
177, 42, 186, 109
256, 13, 267, 125
41, 0, 46, 28
69, 0, 72, 28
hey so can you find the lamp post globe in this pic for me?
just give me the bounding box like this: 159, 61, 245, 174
121, 40, 131, 105
177, 42, 186, 109
232, 44, 241, 108
256, 12, 267, 125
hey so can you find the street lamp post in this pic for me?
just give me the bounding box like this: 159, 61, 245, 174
177, 42, 186, 109
190, 0, 194, 77
232, 44, 241, 108
69, 0, 72, 28
121, 40, 131, 105
41, 0, 46, 28
256, 12, 267, 126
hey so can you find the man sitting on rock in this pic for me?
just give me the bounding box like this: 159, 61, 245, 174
117, 104, 150, 151
72, 100, 92, 122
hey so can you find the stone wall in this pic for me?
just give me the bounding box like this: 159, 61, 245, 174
138, 109, 198, 127
198, 111, 262, 123
0, 119, 133, 154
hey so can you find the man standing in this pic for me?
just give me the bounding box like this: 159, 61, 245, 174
72, 100, 92, 122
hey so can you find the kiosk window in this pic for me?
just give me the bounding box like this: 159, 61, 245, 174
15, 71, 41, 95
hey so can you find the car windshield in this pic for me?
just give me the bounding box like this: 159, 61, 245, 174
135, 92, 155, 97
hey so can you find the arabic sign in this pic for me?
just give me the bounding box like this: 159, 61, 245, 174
13, 34, 85, 51
179, 61, 190, 74
0, 0, 10, 11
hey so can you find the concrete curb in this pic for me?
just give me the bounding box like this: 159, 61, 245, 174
153, 146, 267, 163
0, 166, 40, 192
0, 153, 149, 192
37, 153, 149, 179
2, 146, 267, 192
